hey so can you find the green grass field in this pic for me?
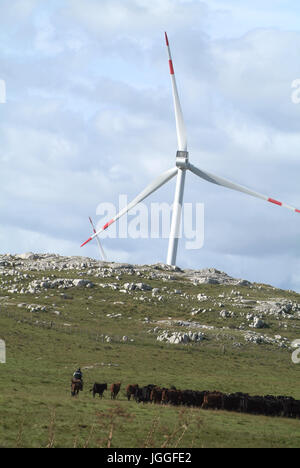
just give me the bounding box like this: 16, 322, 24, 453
0, 265, 300, 448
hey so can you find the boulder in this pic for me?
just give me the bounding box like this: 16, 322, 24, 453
135, 283, 152, 291
251, 317, 266, 329
72, 279, 94, 288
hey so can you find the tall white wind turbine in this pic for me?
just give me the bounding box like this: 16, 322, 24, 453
81, 33, 300, 265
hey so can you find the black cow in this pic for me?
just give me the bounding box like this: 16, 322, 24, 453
244, 395, 267, 415
180, 390, 194, 406
223, 393, 248, 413
134, 384, 156, 403
194, 391, 207, 407
277, 396, 294, 418
263, 395, 283, 417
90, 383, 107, 398
175, 389, 206, 407
291, 399, 300, 419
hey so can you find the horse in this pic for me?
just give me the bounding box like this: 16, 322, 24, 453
71, 379, 83, 397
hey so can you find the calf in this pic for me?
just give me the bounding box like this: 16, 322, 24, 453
110, 382, 121, 400
90, 383, 107, 398
126, 384, 139, 401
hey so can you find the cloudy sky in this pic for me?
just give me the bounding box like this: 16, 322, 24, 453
1, 0, 300, 290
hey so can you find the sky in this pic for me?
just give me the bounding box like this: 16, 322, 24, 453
1, 0, 300, 291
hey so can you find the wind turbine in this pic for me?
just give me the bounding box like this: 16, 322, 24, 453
81, 32, 300, 265
88, 216, 107, 262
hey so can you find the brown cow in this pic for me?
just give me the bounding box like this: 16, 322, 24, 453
126, 384, 139, 401
162, 389, 182, 406
150, 386, 164, 404
110, 382, 121, 399
202, 391, 224, 410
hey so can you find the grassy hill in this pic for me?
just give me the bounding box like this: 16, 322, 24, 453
0, 254, 300, 448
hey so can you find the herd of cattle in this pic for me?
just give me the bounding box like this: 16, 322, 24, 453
89, 382, 300, 419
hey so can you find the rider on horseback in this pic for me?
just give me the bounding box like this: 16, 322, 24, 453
73, 368, 83, 381
72, 368, 83, 390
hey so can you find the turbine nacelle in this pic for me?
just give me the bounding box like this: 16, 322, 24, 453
176, 151, 189, 169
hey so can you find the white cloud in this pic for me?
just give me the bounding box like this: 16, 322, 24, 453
65, 0, 209, 37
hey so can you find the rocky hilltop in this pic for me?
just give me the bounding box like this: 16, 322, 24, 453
0, 251, 253, 284
1, 252, 299, 351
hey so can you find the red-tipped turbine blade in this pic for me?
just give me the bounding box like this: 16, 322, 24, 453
165, 31, 169, 46
89, 216, 97, 234
81, 236, 93, 248
188, 163, 300, 214
165, 32, 187, 152
80, 166, 178, 247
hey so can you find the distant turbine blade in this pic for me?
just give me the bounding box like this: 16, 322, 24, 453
95, 235, 107, 261
188, 163, 300, 213
81, 167, 178, 247
89, 216, 96, 232
89, 217, 107, 261
165, 32, 187, 152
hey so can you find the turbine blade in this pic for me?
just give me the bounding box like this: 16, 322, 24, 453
165, 32, 187, 152
89, 216, 96, 233
81, 167, 178, 247
89, 216, 107, 261
188, 163, 300, 214
95, 235, 107, 261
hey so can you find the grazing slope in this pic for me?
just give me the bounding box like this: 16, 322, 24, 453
0, 253, 299, 448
